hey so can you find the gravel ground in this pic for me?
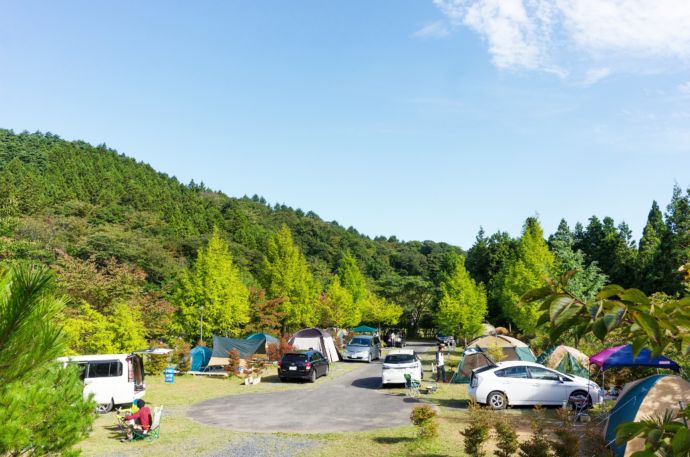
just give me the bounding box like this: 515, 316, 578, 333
204, 435, 318, 457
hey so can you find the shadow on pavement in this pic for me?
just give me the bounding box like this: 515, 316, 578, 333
351, 376, 382, 389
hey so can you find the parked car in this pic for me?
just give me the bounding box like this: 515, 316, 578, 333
468, 361, 603, 410
278, 350, 329, 383
381, 349, 423, 386
56, 353, 146, 414
436, 333, 455, 347
384, 328, 406, 347
344, 335, 381, 362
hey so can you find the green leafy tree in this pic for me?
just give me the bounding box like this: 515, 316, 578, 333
173, 227, 250, 339
657, 185, 690, 293
321, 275, 359, 328
549, 219, 607, 302
436, 253, 487, 345
0, 263, 94, 456
338, 251, 369, 304
361, 294, 403, 327
261, 225, 320, 330
62, 301, 116, 354
493, 218, 555, 334
637, 201, 666, 292
108, 302, 148, 352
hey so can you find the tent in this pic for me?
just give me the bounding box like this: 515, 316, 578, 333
450, 335, 536, 384
208, 335, 264, 366
590, 345, 680, 372
246, 332, 278, 345
536, 345, 590, 378
189, 345, 212, 371
604, 375, 690, 456
289, 328, 340, 362
351, 325, 378, 334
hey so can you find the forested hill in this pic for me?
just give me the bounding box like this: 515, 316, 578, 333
1, 129, 688, 352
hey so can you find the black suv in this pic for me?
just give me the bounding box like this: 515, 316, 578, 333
278, 350, 329, 383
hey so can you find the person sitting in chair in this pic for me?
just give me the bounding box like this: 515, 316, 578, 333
121, 399, 152, 441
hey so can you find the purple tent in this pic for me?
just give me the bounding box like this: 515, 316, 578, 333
590, 344, 680, 372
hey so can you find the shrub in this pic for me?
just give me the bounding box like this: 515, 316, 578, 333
518, 406, 553, 457
549, 407, 579, 457
493, 417, 519, 457
461, 401, 491, 457
173, 338, 191, 372
410, 405, 438, 440
267, 334, 293, 361
226, 348, 241, 376
144, 340, 170, 375
486, 343, 506, 362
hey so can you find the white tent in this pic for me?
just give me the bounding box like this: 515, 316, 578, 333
289, 328, 340, 362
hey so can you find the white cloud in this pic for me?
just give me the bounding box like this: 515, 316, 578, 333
679, 81, 690, 94
414, 20, 452, 38
431, 0, 690, 77
583, 67, 611, 85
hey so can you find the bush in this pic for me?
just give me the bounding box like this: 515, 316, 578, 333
410, 405, 438, 440
549, 407, 579, 457
461, 401, 491, 457
493, 417, 519, 457
144, 340, 170, 375
173, 338, 191, 372
226, 348, 241, 376
267, 334, 293, 361
518, 406, 553, 457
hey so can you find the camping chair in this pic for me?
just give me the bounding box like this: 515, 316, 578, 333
404, 373, 421, 398
132, 406, 163, 441
569, 394, 589, 423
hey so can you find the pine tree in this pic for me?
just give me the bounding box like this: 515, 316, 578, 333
658, 185, 690, 293
436, 253, 487, 345
261, 225, 320, 330
493, 218, 555, 334
637, 201, 666, 292
173, 227, 249, 339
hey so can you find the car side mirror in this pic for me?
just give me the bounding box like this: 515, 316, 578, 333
558, 376, 565, 383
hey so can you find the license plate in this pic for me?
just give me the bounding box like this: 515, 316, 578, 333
289, 366, 297, 371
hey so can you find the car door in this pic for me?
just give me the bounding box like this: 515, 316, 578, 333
493, 366, 532, 404
526, 366, 567, 405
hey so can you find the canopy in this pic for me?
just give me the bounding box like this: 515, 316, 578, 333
537, 345, 590, 378
351, 325, 377, 334
605, 375, 690, 456
208, 335, 264, 366
189, 346, 212, 371
245, 333, 279, 344
590, 345, 680, 372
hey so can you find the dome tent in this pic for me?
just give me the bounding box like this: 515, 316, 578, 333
536, 345, 589, 378
289, 328, 340, 362
450, 335, 536, 384
245, 333, 279, 354
189, 345, 212, 372
604, 375, 690, 456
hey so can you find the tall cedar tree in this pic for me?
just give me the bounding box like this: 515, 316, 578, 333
436, 253, 488, 345
261, 225, 320, 331
657, 185, 690, 293
637, 200, 666, 292
493, 217, 555, 334
173, 227, 249, 339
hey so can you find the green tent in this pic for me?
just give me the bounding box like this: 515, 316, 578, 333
351, 325, 377, 334
450, 348, 495, 384
536, 345, 589, 378
208, 335, 264, 366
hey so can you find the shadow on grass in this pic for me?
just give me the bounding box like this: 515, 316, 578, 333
373, 436, 415, 444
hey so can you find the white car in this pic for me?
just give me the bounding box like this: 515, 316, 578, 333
468, 361, 603, 409
381, 349, 423, 386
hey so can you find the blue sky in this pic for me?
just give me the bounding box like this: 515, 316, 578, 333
1, 1, 689, 248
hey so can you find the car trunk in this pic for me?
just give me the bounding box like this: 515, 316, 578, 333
127, 354, 145, 391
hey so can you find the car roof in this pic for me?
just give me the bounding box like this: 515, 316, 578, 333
386, 349, 414, 355
285, 350, 319, 356
494, 361, 548, 369
57, 354, 131, 362
350, 335, 374, 339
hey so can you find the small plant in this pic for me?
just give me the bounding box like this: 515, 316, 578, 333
226, 348, 241, 376
144, 340, 170, 375
461, 401, 491, 457
267, 334, 294, 361
410, 405, 438, 440
493, 417, 519, 457
486, 343, 506, 363
173, 338, 191, 372
549, 407, 579, 457
518, 406, 553, 457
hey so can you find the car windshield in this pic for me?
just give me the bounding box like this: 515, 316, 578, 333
283, 354, 308, 362
349, 338, 371, 346
385, 354, 415, 364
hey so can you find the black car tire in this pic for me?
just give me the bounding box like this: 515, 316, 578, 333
279, 376, 286, 382
309, 369, 316, 383
487, 391, 507, 410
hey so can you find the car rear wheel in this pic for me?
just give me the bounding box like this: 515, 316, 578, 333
568, 391, 591, 409
487, 391, 507, 410
279, 376, 286, 382
96, 399, 114, 414
309, 370, 316, 383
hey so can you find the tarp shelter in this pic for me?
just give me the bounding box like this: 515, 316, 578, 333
605, 375, 690, 456
289, 328, 340, 362
450, 348, 496, 384
246, 333, 278, 345
536, 345, 590, 378
590, 345, 680, 372
208, 335, 264, 366
451, 335, 536, 384
351, 325, 377, 334
189, 346, 212, 371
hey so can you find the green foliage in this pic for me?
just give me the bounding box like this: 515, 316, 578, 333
144, 340, 171, 375
493, 218, 555, 334
493, 417, 519, 457
321, 275, 359, 328
338, 251, 369, 304
108, 302, 149, 352
246, 288, 284, 334
62, 301, 116, 354
436, 253, 487, 343
518, 407, 553, 457
410, 405, 438, 440
173, 227, 249, 339
549, 408, 580, 457
615, 408, 690, 457
361, 294, 402, 326
461, 402, 491, 457
261, 226, 319, 330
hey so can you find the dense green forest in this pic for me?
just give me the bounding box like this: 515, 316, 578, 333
1, 129, 688, 353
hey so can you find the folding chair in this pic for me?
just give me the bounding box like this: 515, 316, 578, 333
404, 373, 421, 398
570, 395, 589, 423
132, 406, 163, 441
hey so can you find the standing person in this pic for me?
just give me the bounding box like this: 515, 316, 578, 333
121, 399, 152, 441
436, 345, 446, 383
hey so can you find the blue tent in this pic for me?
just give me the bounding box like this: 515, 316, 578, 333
246, 332, 278, 344
189, 346, 212, 371
590, 344, 680, 372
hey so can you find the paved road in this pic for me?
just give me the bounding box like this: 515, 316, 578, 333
188, 341, 434, 433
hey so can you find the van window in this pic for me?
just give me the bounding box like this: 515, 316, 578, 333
87, 361, 123, 378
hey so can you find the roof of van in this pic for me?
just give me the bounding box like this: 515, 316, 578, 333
56, 354, 133, 362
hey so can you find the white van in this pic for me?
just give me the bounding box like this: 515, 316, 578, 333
57, 353, 145, 413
